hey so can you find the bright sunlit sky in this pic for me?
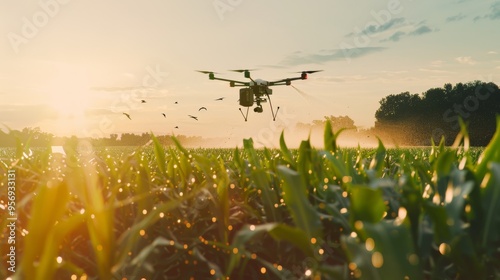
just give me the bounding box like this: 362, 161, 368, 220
1, 0, 499, 146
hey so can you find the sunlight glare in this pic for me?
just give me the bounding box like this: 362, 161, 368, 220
46, 64, 92, 133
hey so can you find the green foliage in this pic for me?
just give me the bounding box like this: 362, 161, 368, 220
375, 81, 500, 146
1, 121, 500, 279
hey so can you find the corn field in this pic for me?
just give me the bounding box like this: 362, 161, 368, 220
1, 120, 500, 279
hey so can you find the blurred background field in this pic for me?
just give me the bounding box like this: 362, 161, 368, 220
1, 122, 500, 279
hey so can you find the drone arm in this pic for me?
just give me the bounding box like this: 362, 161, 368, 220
268, 71, 321, 86
211, 77, 249, 87
268, 76, 304, 86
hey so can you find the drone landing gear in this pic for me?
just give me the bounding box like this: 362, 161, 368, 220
239, 107, 249, 122
266, 93, 280, 121
238, 94, 280, 122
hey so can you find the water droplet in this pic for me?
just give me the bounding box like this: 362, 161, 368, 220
354, 220, 364, 230
365, 238, 375, 251
372, 251, 384, 268
439, 243, 451, 255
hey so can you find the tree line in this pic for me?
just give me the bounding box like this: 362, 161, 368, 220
373, 81, 500, 146
0, 128, 206, 147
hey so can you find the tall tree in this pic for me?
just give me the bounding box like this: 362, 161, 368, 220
374, 81, 500, 146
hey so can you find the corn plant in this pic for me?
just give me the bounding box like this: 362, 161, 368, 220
1, 119, 499, 279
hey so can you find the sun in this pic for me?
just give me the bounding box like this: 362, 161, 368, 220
47, 65, 91, 119
49, 89, 89, 119
44, 64, 94, 135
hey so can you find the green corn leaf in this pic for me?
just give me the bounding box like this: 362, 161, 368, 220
226, 223, 316, 276
357, 220, 422, 280
368, 139, 386, 176
475, 115, 500, 182
349, 186, 385, 224
481, 163, 500, 251
151, 133, 167, 176
324, 120, 345, 153
279, 131, 296, 169
244, 138, 279, 222
277, 165, 322, 239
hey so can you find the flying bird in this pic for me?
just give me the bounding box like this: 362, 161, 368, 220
215, 97, 225, 101
174, 101, 178, 104
198, 107, 207, 111
175, 126, 179, 129
188, 115, 198, 121
123, 113, 131, 120
141, 100, 146, 103
162, 113, 166, 118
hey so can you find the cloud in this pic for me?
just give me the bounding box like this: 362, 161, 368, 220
382, 31, 406, 42
487, 1, 500, 20
380, 24, 435, 42
346, 18, 406, 37
474, 1, 500, 21
279, 47, 387, 66
455, 56, 477, 65
446, 13, 467, 22
409, 25, 433, 36
346, 15, 437, 45
0, 104, 58, 123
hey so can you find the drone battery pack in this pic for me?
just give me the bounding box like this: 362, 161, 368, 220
239, 88, 254, 107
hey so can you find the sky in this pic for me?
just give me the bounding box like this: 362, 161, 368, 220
1, 0, 499, 147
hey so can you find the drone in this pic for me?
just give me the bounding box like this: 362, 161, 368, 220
197, 69, 322, 121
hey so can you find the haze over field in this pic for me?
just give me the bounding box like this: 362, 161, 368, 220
1, 1, 499, 147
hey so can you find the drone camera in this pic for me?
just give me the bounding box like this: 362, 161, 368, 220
254, 106, 263, 113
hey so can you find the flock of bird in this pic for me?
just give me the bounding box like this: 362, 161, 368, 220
122, 97, 225, 129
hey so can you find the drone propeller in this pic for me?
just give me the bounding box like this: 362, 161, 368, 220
196, 70, 219, 74
295, 70, 323, 74
229, 69, 257, 73
230, 69, 257, 80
